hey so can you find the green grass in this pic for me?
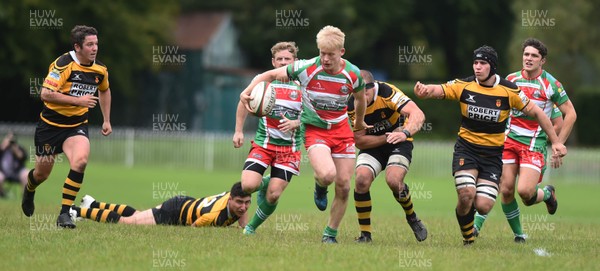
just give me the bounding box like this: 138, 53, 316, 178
1, 162, 599, 271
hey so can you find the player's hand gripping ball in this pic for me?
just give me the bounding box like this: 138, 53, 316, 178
249, 81, 276, 117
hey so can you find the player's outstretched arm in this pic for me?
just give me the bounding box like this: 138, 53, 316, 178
413, 81, 444, 99
240, 66, 288, 111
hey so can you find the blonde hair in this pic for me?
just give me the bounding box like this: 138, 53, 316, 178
271, 41, 299, 58
316, 25, 345, 50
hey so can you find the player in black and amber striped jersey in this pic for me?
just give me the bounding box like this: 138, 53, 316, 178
413, 45, 566, 245
347, 70, 427, 243
70, 182, 251, 228
21, 25, 112, 229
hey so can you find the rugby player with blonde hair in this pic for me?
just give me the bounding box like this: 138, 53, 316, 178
240, 25, 369, 243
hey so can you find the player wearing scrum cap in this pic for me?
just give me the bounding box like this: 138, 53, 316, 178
413, 45, 566, 245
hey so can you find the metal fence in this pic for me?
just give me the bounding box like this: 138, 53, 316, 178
1, 123, 598, 183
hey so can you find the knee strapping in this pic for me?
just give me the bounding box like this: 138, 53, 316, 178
476, 183, 498, 202
454, 173, 476, 190
387, 155, 410, 171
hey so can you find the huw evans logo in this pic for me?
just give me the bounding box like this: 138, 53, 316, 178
30, 10, 63, 29
398, 46, 433, 65
152, 46, 187, 65
152, 114, 187, 132
275, 10, 309, 29
521, 10, 555, 28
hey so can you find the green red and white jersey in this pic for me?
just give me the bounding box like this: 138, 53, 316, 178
505, 69, 569, 151
287, 57, 364, 129
254, 80, 303, 151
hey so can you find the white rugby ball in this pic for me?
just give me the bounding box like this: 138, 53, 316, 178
249, 81, 276, 117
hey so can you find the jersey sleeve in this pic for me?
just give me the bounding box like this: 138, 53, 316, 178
551, 104, 562, 119
42, 60, 69, 92
387, 84, 412, 112
440, 79, 462, 101
287, 57, 317, 84
509, 89, 530, 111
192, 212, 219, 227
549, 78, 569, 106
352, 69, 365, 93
98, 70, 109, 91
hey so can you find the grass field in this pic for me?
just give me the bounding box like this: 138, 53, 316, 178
1, 161, 599, 271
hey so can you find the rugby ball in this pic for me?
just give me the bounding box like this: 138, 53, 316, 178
249, 81, 276, 117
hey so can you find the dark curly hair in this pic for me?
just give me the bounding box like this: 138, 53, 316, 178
522, 38, 547, 58
71, 25, 98, 49
230, 181, 251, 198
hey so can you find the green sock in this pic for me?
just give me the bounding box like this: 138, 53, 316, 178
247, 199, 278, 230
258, 176, 270, 192
474, 211, 487, 231
323, 226, 338, 238
501, 199, 523, 236
542, 186, 551, 201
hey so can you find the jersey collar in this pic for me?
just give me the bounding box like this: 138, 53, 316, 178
69, 50, 95, 67
475, 74, 500, 88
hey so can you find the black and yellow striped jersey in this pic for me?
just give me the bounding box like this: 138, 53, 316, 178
179, 192, 239, 227
442, 75, 529, 150
348, 81, 413, 141
41, 51, 109, 127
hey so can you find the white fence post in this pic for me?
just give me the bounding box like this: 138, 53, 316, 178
205, 133, 214, 172
125, 128, 135, 168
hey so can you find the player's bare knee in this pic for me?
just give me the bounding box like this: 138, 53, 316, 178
475, 199, 495, 215
476, 206, 491, 216
500, 183, 515, 199
267, 189, 282, 203
385, 171, 405, 186
354, 174, 372, 193
335, 182, 351, 200
520, 190, 537, 206
315, 171, 336, 186
457, 189, 475, 206
517, 187, 535, 204
71, 157, 88, 172
385, 177, 402, 192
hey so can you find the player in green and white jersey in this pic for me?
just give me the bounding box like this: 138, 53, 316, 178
239, 26, 369, 243
234, 42, 303, 235
474, 38, 577, 242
